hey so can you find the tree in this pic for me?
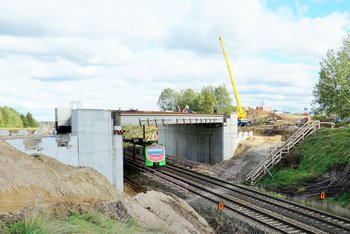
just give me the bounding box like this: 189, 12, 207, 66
313, 35, 350, 119
157, 84, 237, 114
0, 106, 39, 128
157, 88, 179, 111
20, 114, 28, 127
214, 84, 235, 114
0, 106, 24, 128
197, 85, 216, 113
177, 89, 199, 112
26, 112, 39, 127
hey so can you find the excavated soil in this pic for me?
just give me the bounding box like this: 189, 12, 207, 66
207, 135, 283, 182
0, 139, 118, 212
125, 169, 270, 233
0, 192, 213, 234
0, 139, 213, 233
246, 110, 303, 126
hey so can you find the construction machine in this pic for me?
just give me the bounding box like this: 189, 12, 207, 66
219, 37, 248, 126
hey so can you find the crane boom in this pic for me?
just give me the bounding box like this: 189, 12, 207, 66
219, 36, 246, 119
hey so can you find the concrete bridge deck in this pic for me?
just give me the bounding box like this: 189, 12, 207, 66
112, 111, 224, 126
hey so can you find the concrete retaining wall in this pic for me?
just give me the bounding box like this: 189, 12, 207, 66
71, 109, 123, 191
6, 136, 78, 166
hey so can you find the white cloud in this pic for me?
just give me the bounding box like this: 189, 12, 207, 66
0, 0, 349, 120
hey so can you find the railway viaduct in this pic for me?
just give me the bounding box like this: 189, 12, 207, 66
9, 108, 242, 192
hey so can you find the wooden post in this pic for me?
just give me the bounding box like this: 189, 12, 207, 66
143, 125, 146, 140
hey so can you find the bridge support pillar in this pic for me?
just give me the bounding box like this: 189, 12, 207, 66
72, 109, 124, 192
112, 129, 124, 192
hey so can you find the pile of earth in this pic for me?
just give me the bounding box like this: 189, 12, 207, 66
0, 139, 117, 212
251, 125, 299, 140
245, 109, 303, 126
0, 191, 213, 234
0, 139, 212, 233
207, 135, 283, 182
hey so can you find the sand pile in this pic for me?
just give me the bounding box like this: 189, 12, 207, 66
209, 135, 283, 182
0, 139, 118, 212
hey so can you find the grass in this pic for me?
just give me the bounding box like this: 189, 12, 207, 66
259, 128, 350, 185
1, 210, 165, 234
122, 125, 157, 139
0, 128, 37, 131
254, 186, 288, 199
296, 197, 350, 219
258, 128, 350, 210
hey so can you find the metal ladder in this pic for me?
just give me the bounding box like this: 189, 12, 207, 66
245, 120, 320, 185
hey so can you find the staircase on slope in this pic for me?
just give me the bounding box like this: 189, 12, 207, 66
245, 120, 321, 185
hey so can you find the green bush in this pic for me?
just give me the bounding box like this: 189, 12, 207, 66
2, 221, 26, 234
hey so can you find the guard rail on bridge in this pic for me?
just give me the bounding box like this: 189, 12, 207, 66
113, 111, 225, 126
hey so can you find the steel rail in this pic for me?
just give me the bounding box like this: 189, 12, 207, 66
165, 163, 350, 234
124, 158, 315, 233
124, 159, 189, 191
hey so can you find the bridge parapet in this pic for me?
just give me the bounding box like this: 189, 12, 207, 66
113, 111, 224, 126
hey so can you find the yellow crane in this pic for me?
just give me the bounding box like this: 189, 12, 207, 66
219, 36, 246, 120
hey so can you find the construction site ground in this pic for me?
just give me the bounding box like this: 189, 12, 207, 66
208, 134, 284, 182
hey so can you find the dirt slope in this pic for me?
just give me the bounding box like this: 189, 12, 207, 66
209, 135, 283, 182
124, 191, 213, 233
0, 139, 213, 233
0, 139, 118, 212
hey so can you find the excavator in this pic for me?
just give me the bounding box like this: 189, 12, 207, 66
219, 36, 249, 126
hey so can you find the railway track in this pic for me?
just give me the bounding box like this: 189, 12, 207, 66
124, 157, 320, 233
163, 163, 350, 234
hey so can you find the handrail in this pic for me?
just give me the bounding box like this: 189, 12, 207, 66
246, 121, 320, 184
247, 122, 317, 181
246, 124, 311, 179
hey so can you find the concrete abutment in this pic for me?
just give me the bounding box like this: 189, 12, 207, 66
158, 114, 238, 164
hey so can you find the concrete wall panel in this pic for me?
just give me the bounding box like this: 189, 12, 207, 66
113, 134, 123, 191
41, 137, 58, 158
71, 109, 122, 191
6, 136, 80, 167
93, 121, 110, 133
93, 151, 111, 176
159, 114, 238, 164
93, 133, 110, 152
159, 125, 223, 164
6, 139, 25, 152
0, 130, 10, 136
55, 108, 72, 126
77, 134, 94, 154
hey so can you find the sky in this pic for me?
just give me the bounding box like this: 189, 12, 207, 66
0, 0, 349, 121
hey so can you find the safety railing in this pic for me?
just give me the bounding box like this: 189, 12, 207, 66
245, 121, 320, 185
